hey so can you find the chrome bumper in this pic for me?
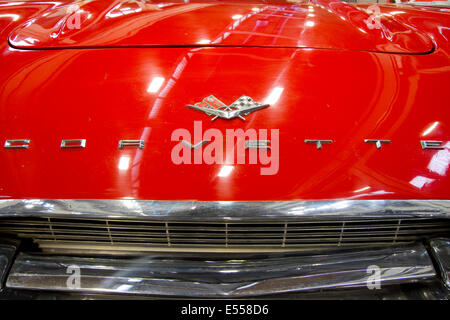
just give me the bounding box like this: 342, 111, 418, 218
4, 243, 440, 297
0, 239, 18, 291
430, 238, 450, 290
0, 199, 449, 220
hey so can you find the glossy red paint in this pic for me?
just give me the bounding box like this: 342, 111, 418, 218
0, 0, 449, 201
8, 0, 433, 53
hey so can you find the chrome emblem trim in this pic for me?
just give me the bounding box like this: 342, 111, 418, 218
364, 139, 391, 149
119, 140, 145, 149
245, 140, 271, 149
421, 140, 444, 150
180, 140, 210, 149
187, 95, 269, 121
4, 139, 30, 149
60, 139, 86, 148
304, 140, 333, 149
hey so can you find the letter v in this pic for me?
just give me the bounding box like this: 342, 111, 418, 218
180, 140, 210, 149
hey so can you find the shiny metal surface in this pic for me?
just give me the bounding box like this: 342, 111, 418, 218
5, 243, 436, 297
60, 139, 86, 149
0, 199, 449, 221
2, 280, 449, 300
429, 238, 450, 289
186, 95, 269, 121
118, 140, 145, 150
1, 216, 449, 254
364, 139, 391, 149
245, 140, 271, 149
304, 140, 333, 150
0, 239, 18, 290
3, 140, 30, 149
420, 140, 444, 150
180, 140, 210, 149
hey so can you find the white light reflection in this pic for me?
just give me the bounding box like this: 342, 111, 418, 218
147, 76, 165, 93
218, 165, 234, 177
410, 176, 434, 189
264, 87, 284, 105
0, 14, 20, 21
197, 39, 211, 44
389, 11, 405, 15
427, 142, 450, 176
232, 14, 243, 20
353, 186, 370, 193
422, 121, 439, 136
305, 21, 315, 27
116, 284, 133, 291
121, 200, 144, 214
118, 156, 130, 170
219, 269, 239, 273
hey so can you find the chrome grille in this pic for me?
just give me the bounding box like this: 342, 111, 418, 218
0, 217, 449, 253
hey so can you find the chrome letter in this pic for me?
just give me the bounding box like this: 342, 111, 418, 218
119, 140, 144, 149
4, 139, 30, 149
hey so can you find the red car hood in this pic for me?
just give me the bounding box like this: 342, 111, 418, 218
0, 0, 449, 201
9, 0, 433, 53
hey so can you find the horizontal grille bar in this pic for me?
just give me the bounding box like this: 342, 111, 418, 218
1, 217, 450, 253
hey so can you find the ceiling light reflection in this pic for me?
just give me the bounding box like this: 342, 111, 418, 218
422, 121, 439, 136
119, 156, 130, 170
264, 87, 284, 105
147, 76, 165, 93
410, 176, 434, 189
353, 186, 370, 193
218, 165, 234, 177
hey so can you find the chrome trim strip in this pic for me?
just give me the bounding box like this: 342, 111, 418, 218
429, 238, 450, 290
0, 200, 449, 221
6, 244, 436, 297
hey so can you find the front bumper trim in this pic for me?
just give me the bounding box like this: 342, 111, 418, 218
0, 199, 450, 221
6, 243, 436, 297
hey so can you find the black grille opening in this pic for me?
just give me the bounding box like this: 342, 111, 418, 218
0, 217, 449, 254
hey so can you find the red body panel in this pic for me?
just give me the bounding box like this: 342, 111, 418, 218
0, 0, 449, 201
8, 0, 433, 53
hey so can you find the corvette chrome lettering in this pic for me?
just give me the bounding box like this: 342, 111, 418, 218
305, 140, 333, 150
246, 140, 271, 149
180, 140, 210, 149
4, 139, 30, 149
364, 139, 391, 149
118, 140, 145, 149
2, 140, 446, 150
421, 140, 444, 150
60, 139, 86, 148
